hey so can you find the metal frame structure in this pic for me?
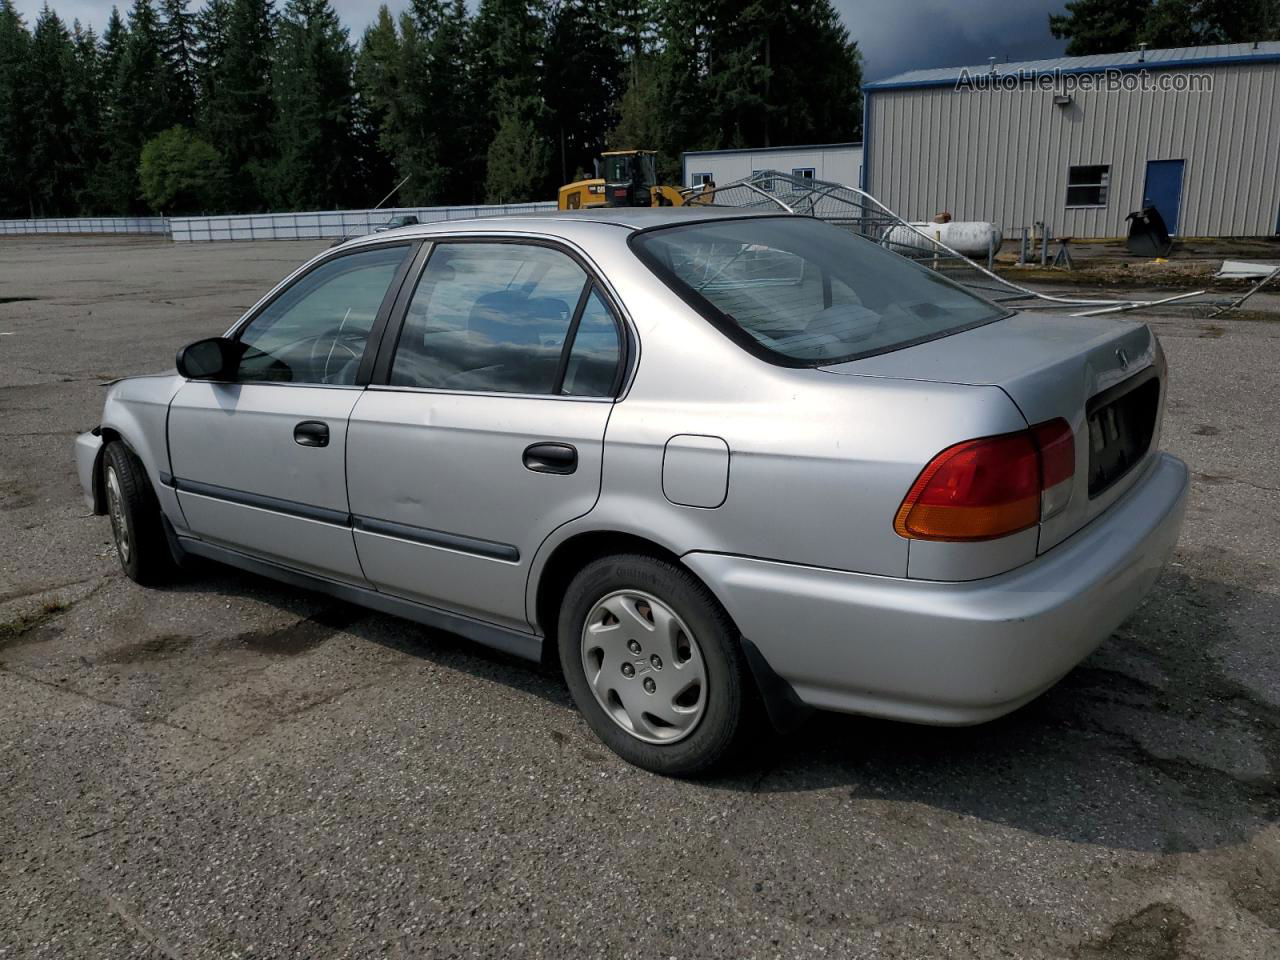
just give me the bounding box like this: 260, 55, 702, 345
684, 170, 1274, 318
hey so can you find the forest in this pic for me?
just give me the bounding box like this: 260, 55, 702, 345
0, 0, 864, 217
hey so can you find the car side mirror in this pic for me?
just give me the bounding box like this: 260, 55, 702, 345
176, 337, 238, 380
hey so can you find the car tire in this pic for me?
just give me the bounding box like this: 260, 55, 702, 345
102, 441, 175, 586
558, 554, 752, 776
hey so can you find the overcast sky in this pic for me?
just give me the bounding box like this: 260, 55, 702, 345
14, 0, 1069, 81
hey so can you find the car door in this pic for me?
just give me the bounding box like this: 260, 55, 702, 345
346, 239, 627, 630
167, 242, 416, 583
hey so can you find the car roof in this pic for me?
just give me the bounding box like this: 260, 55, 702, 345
344, 206, 793, 245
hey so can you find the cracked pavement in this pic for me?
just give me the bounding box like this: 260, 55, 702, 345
1, 235, 1278, 958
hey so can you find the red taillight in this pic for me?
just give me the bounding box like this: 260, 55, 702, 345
894, 419, 1075, 542
1034, 418, 1075, 488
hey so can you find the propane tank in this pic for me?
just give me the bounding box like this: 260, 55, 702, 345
883, 221, 1003, 258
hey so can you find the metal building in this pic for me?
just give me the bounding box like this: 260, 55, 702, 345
681, 143, 863, 191
863, 42, 1280, 238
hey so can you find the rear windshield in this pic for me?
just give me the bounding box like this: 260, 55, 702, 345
630, 216, 1008, 366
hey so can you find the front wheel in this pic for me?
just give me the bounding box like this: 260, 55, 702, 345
102, 441, 175, 585
558, 554, 752, 776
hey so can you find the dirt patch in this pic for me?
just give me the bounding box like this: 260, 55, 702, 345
0, 600, 69, 648
226, 606, 365, 656
108, 634, 196, 663
1072, 903, 1193, 959
0, 478, 38, 511
1230, 869, 1280, 931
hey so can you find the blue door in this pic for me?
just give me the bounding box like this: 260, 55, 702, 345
1143, 159, 1185, 235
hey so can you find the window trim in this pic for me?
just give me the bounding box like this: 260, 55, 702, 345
1065, 164, 1110, 209
371, 236, 631, 400
627, 214, 1012, 369
221, 239, 419, 388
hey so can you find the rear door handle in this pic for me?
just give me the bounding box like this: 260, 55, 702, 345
294, 421, 330, 447
523, 442, 577, 475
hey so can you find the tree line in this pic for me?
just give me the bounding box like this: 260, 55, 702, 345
0, 0, 864, 219
1050, 0, 1280, 55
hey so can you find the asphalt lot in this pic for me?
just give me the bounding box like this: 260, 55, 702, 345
1, 234, 1278, 959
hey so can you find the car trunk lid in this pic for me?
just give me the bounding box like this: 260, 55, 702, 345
819, 311, 1164, 553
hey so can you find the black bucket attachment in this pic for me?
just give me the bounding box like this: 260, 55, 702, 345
1126, 205, 1173, 258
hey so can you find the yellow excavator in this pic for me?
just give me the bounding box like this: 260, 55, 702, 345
558, 149, 692, 210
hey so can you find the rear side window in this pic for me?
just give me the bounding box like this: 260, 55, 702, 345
389, 242, 622, 396
630, 217, 1007, 366
562, 289, 621, 397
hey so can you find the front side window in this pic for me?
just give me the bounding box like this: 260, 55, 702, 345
631, 216, 1008, 366
389, 243, 621, 396
235, 245, 410, 384
1067, 165, 1109, 207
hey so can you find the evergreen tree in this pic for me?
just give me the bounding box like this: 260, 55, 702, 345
268, 0, 357, 209
474, 0, 553, 201
0, 0, 33, 217
485, 111, 553, 202
1050, 0, 1278, 54
158, 0, 197, 125
764, 0, 862, 146
193, 0, 229, 121
608, 53, 666, 156
357, 0, 477, 205
1049, 0, 1154, 54
202, 0, 276, 209
0, 0, 882, 215
103, 0, 174, 212
67, 21, 107, 212
418, 0, 479, 203
27, 4, 76, 216
100, 6, 128, 88
353, 4, 401, 201
545, 0, 624, 183
1142, 0, 1280, 45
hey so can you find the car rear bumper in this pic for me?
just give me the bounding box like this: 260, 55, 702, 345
74, 429, 104, 513
684, 452, 1189, 725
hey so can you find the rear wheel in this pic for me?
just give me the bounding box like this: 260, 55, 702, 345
558, 554, 751, 776
103, 441, 175, 585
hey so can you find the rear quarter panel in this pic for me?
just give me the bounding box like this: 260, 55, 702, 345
523, 229, 1030, 621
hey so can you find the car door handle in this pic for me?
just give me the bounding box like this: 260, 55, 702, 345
523, 442, 577, 475
293, 421, 330, 448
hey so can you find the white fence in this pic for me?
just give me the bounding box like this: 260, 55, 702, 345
0, 203, 558, 241
0, 216, 170, 235
170, 203, 558, 242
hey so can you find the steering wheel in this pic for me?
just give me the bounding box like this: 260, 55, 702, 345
307, 327, 366, 384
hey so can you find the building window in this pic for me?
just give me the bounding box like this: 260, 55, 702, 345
792, 167, 816, 180
691, 172, 713, 187
751, 170, 776, 192
1066, 165, 1109, 207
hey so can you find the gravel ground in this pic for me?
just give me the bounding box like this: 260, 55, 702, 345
1, 235, 1277, 959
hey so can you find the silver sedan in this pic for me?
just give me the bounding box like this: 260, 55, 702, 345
74, 209, 1188, 775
